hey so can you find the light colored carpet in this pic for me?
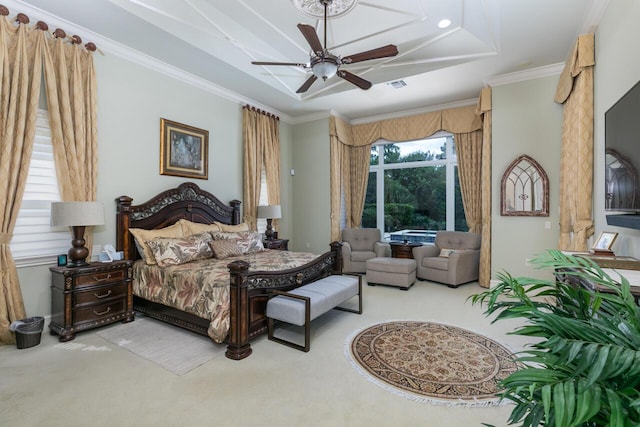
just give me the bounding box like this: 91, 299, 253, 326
1, 279, 527, 427
96, 315, 225, 375
347, 320, 519, 406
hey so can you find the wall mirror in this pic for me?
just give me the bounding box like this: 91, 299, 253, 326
501, 154, 549, 216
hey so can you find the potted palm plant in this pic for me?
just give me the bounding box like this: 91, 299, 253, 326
470, 249, 640, 427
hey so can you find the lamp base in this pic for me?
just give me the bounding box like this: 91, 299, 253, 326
265, 219, 275, 240
67, 226, 90, 268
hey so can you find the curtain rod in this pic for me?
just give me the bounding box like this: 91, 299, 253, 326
0, 4, 98, 53
243, 104, 279, 121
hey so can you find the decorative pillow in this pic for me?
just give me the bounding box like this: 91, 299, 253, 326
129, 223, 185, 264
210, 231, 265, 254
146, 233, 213, 267
439, 248, 457, 258
214, 222, 250, 232
209, 239, 242, 259
179, 219, 222, 236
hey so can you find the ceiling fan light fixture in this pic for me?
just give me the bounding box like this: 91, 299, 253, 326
311, 55, 339, 80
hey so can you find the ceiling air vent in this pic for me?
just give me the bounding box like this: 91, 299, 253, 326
388, 80, 407, 89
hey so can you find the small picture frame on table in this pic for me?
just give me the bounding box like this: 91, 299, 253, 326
159, 118, 208, 180
591, 231, 618, 256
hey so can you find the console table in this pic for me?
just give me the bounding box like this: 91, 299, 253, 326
600, 268, 640, 300
560, 252, 640, 301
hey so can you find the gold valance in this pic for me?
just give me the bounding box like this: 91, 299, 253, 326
331, 105, 482, 147
555, 33, 595, 104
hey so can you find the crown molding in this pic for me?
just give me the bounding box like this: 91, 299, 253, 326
5, 0, 294, 123
486, 63, 564, 87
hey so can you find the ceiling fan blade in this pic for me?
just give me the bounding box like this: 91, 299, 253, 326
252, 61, 308, 67
338, 70, 372, 90
297, 24, 324, 55
296, 75, 318, 93
341, 44, 399, 64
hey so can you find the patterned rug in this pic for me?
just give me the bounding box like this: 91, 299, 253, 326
347, 321, 519, 406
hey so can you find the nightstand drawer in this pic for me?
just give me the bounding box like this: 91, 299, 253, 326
74, 282, 128, 306
76, 269, 126, 288
74, 299, 126, 324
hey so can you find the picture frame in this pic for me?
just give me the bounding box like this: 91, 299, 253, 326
592, 231, 618, 252
160, 118, 208, 180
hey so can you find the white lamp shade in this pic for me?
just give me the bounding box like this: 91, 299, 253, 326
51, 201, 105, 227
257, 205, 282, 219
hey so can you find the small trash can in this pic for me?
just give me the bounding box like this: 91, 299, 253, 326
10, 316, 45, 349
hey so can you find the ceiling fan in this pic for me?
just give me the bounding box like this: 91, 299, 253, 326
251, 0, 398, 94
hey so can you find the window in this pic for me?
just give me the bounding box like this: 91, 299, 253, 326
362, 133, 467, 243
257, 165, 268, 234
10, 110, 69, 267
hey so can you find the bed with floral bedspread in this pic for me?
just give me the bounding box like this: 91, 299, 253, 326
116, 182, 342, 360
132, 250, 319, 343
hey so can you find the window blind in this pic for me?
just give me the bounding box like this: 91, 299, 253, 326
10, 110, 69, 266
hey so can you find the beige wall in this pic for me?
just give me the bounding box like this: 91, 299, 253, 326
491, 76, 563, 279
291, 118, 332, 254
593, 0, 640, 257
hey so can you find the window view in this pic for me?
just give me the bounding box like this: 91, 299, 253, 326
362, 134, 468, 243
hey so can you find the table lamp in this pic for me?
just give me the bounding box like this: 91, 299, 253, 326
257, 205, 282, 240
51, 201, 105, 267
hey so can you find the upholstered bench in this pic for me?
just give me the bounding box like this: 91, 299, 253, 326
266, 274, 362, 352
366, 257, 417, 290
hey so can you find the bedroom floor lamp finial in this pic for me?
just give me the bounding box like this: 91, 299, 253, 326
51, 201, 105, 267
257, 205, 282, 240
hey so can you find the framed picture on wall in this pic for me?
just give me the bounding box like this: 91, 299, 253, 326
160, 118, 208, 180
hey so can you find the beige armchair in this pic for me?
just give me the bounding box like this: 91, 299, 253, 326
341, 228, 390, 273
412, 231, 481, 287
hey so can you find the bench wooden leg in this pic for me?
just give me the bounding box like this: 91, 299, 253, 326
267, 291, 311, 352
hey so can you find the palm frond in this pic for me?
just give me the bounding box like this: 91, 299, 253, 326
471, 249, 640, 426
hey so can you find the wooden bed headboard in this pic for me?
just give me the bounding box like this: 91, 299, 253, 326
115, 182, 241, 260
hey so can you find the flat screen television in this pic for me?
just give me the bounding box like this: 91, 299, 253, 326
605, 79, 640, 212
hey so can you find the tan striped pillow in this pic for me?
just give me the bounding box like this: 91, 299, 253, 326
209, 239, 242, 259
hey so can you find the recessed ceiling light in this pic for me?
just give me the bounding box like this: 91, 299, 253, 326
438, 19, 451, 29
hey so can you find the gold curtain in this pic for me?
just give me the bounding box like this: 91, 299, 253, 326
454, 130, 483, 233
0, 13, 98, 344
0, 19, 43, 344
44, 35, 98, 251
477, 87, 492, 288
555, 34, 595, 251
330, 105, 483, 238
242, 106, 280, 230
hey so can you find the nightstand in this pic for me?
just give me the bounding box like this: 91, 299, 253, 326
263, 238, 289, 251
49, 260, 134, 342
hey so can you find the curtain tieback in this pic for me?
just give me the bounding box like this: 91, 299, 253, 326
573, 220, 594, 235
0, 232, 12, 244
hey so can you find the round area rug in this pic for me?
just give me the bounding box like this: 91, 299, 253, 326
347, 321, 519, 406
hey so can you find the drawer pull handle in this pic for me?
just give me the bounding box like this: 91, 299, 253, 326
94, 290, 112, 299
93, 274, 112, 282
93, 307, 111, 316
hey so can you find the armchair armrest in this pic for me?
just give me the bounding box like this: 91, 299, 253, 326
374, 242, 391, 257
447, 249, 481, 281
412, 244, 439, 263
341, 241, 354, 272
